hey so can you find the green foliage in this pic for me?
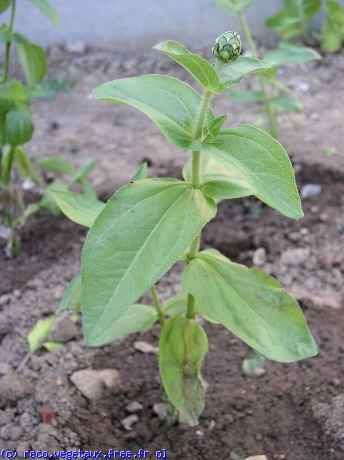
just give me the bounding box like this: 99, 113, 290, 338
214, 0, 252, 15
27, 0, 61, 27
266, 0, 322, 39
159, 315, 208, 425
53, 34, 317, 426
13, 33, 47, 84
27, 316, 57, 353
317, 0, 344, 52
182, 249, 317, 362
0, 0, 10, 14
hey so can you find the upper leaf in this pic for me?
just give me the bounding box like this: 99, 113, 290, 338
38, 156, 77, 176
58, 274, 82, 312
132, 162, 148, 181
192, 124, 303, 219
92, 75, 214, 149
13, 33, 47, 84
265, 43, 321, 67
0, 0, 10, 14
159, 315, 208, 425
183, 152, 252, 201
28, 0, 61, 27
28, 317, 56, 353
182, 249, 317, 362
154, 40, 220, 92
218, 56, 273, 89
81, 179, 216, 346
213, 0, 252, 15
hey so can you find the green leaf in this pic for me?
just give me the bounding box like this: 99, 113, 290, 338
48, 187, 105, 227
159, 315, 208, 425
27, 317, 56, 353
265, 43, 321, 67
81, 179, 216, 346
5, 107, 34, 145
206, 115, 227, 139
92, 75, 214, 149
193, 124, 303, 219
213, 0, 252, 15
182, 249, 317, 362
318, 0, 344, 52
219, 57, 273, 89
183, 152, 252, 201
0, 0, 10, 14
229, 88, 264, 103
14, 146, 43, 184
57, 274, 82, 312
27, 0, 61, 27
42, 341, 63, 352
162, 292, 188, 317
13, 33, 47, 84
38, 156, 76, 176
154, 40, 220, 92
39, 179, 68, 214
132, 162, 148, 181
73, 158, 96, 182
0, 144, 14, 185
91, 304, 158, 345
271, 95, 302, 114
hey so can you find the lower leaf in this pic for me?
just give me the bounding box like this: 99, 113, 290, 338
159, 315, 208, 426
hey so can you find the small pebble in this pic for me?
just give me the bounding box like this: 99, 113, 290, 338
253, 247, 266, 266
121, 414, 139, 431
133, 341, 158, 354
301, 184, 321, 199
126, 401, 143, 413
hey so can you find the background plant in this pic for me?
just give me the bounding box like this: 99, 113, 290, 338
214, 0, 321, 138
0, 0, 70, 255
52, 32, 318, 426
266, 0, 344, 52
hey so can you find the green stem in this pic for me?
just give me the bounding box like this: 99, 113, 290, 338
237, 10, 278, 138
186, 90, 213, 319
3, 0, 16, 83
150, 285, 164, 326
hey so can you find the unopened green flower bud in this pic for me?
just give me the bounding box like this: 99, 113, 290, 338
212, 31, 241, 63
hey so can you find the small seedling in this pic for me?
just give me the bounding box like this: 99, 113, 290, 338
0, 0, 68, 255
56, 33, 317, 426
317, 0, 344, 52
214, 0, 320, 137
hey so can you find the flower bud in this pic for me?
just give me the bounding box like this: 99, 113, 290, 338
212, 31, 242, 63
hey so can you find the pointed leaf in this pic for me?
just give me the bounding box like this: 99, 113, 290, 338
229, 88, 264, 103
0, 0, 10, 14
132, 162, 148, 181
13, 33, 47, 84
265, 43, 321, 67
14, 146, 42, 184
183, 152, 252, 201
213, 0, 252, 15
218, 57, 273, 89
57, 274, 82, 312
91, 304, 158, 345
81, 179, 216, 346
42, 341, 63, 352
159, 315, 208, 425
49, 188, 105, 227
271, 95, 302, 114
28, 317, 56, 353
38, 156, 77, 176
92, 75, 214, 149
182, 249, 317, 362
27, 0, 61, 27
154, 40, 220, 92
193, 124, 303, 219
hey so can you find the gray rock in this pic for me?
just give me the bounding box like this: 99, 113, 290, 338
133, 341, 158, 354
252, 247, 266, 266
121, 414, 139, 430
313, 393, 344, 441
0, 374, 33, 408
280, 248, 310, 266
70, 368, 121, 400
153, 402, 168, 421
49, 314, 79, 343
126, 401, 143, 413
301, 184, 321, 199
245, 457, 268, 460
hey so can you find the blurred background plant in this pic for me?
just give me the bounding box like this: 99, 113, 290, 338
214, 0, 321, 138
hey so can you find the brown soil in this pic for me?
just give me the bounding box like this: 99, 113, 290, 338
0, 47, 343, 459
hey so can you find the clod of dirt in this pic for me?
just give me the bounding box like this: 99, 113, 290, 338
0, 362, 12, 375
70, 368, 121, 400
312, 394, 344, 445
121, 414, 139, 431
49, 314, 79, 343
245, 456, 268, 460
153, 402, 168, 421
126, 401, 143, 413
133, 341, 158, 354
0, 374, 33, 408
280, 247, 310, 266
301, 184, 321, 198
252, 247, 267, 266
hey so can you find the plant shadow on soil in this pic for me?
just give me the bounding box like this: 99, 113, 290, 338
0, 162, 343, 459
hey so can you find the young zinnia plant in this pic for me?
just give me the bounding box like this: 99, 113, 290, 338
56, 32, 317, 426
